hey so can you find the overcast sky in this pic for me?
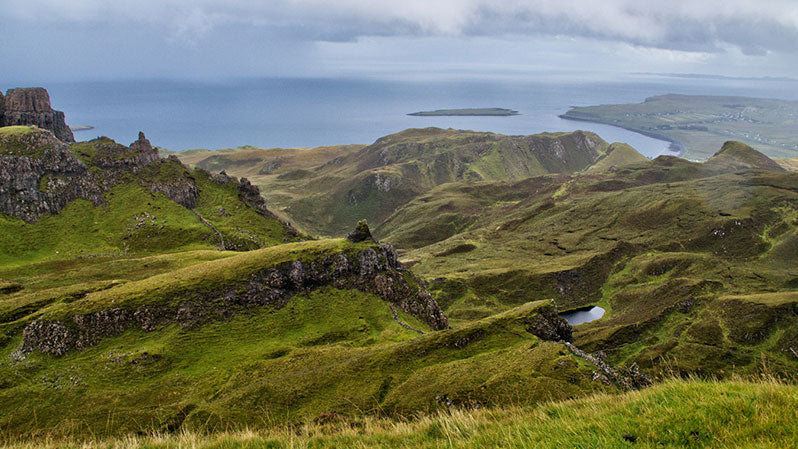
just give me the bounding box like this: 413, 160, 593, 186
2, 0, 797, 82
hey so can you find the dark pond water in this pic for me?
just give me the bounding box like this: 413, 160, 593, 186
560, 306, 606, 325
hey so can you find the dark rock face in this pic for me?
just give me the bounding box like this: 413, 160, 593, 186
237, 177, 273, 216
0, 88, 74, 142
525, 306, 573, 342
0, 135, 104, 222
0, 131, 166, 222
142, 155, 199, 209
20, 245, 449, 356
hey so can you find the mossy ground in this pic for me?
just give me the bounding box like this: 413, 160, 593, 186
0, 292, 602, 438
4, 378, 796, 448
2, 129, 796, 445
396, 146, 797, 374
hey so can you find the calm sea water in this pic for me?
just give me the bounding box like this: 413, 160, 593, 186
32, 75, 798, 158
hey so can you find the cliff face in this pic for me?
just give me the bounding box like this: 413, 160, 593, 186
0, 88, 75, 142
0, 129, 186, 222
0, 131, 103, 222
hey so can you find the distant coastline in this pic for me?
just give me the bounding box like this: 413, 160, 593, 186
559, 93, 798, 160
559, 114, 684, 156
408, 108, 519, 117
70, 125, 95, 132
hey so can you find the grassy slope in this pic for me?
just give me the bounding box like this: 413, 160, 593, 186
5, 379, 797, 448
776, 157, 798, 172
586, 142, 651, 173
167, 144, 363, 233
174, 128, 611, 238
0, 287, 603, 437
393, 143, 798, 376
562, 94, 798, 160
2, 125, 796, 444
0, 135, 297, 266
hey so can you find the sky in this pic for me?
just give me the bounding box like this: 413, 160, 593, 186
2, 0, 797, 82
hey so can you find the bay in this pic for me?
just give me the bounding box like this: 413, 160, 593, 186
34, 75, 798, 158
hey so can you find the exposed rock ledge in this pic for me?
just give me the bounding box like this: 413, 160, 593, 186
0, 131, 168, 222
19, 245, 449, 356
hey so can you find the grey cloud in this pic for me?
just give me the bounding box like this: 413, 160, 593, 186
3, 0, 797, 54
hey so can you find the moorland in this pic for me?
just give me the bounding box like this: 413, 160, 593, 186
0, 87, 796, 448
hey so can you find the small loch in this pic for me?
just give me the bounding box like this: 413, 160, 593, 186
560, 306, 605, 325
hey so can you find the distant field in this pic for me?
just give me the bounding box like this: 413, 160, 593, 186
408, 108, 519, 116
562, 94, 798, 160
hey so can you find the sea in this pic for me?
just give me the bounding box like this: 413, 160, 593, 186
27, 74, 798, 158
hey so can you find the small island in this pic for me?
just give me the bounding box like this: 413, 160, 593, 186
408, 108, 519, 117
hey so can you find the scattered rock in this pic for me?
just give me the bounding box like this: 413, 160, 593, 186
622, 434, 638, 443
563, 342, 651, 390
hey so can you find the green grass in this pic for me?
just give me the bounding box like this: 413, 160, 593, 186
0, 126, 37, 137
0, 295, 605, 438
67, 137, 141, 166
586, 142, 650, 173
0, 162, 296, 266
0, 126, 56, 157
0, 183, 216, 265
4, 378, 796, 448
17, 239, 369, 322
173, 128, 609, 238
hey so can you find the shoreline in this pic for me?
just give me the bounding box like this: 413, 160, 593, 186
558, 114, 685, 157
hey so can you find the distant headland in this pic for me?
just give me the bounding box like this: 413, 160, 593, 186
408, 108, 519, 117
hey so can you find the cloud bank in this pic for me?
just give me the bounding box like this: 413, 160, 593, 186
4, 0, 797, 54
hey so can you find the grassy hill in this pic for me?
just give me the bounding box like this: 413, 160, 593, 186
173, 128, 613, 237
390, 142, 798, 378
0, 127, 298, 265
0, 237, 603, 437
5, 378, 796, 448
2, 123, 796, 446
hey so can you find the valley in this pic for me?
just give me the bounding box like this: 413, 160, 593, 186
0, 87, 796, 447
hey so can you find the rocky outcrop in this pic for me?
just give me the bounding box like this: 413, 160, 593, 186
563, 342, 651, 390
525, 306, 573, 342
209, 169, 299, 237
0, 88, 74, 142
141, 155, 199, 209
347, 219, 376, 243
237, 177, 274, 217
0, 134, 104, 222
19, 245, 449, 356
0, 130, 164, 222
90, 133, 160, 175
